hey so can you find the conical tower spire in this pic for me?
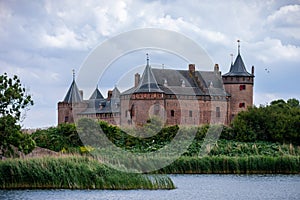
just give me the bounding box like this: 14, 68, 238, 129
134, 54, 162, 93
63, 70, 83, 103
89, 85, 104, 100
223, 41, 252, 77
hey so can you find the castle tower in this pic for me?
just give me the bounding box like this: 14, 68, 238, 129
222, 40, 254, 122
121, 54, 164, 126
57, 70, 85, 124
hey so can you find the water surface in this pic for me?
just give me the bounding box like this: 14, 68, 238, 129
0, 174, 299, 200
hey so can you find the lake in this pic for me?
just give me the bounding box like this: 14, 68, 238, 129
0, 174, 299, 200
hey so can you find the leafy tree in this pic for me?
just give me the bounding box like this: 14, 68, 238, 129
0, 73, 35, 157
32, 123, 83, 152
0, 73, 33, 120
287, 98, 299, 108
231, 98, 300, 144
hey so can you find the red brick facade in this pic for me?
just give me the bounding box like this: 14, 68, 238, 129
58, 48, 254, 127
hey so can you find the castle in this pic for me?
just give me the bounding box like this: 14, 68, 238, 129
58, 43, 254, 126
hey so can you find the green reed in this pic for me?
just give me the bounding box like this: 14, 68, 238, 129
159, 156, 300, 174
0, 156, 174, 189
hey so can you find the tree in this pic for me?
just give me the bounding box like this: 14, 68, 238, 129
0, 73, 35, 157
287, 98, 300, 108
0, 73, 33, 120
231, 98, 300, 144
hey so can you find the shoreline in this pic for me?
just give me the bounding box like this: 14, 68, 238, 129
0, 155, 299, 190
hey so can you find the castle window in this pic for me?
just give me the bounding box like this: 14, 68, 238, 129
171, 110, 175, 117
64, 116, 69, 123
239, 103, 245, 108
130, 104, 135, 118
189, 110, 192, 117
216, 107, 220, 118
240, 85, 246, 90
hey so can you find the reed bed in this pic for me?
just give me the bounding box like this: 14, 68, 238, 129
159, 156, 300, 174
0, 156, 174, 190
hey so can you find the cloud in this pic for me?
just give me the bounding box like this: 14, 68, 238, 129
267, 4, 300, 27
266, 4, 300, 40
1, 0, 300, 128
249, 38, 300, 63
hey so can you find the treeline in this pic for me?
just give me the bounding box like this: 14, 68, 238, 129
31, 98, 300, 154
231, 98, 300, 144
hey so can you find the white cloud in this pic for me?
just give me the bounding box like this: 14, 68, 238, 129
249, 37, 300, 63
266, 4, 300, 39
267, 4, 300, 26
41, 25, 82, 49
1, 0, 300, 128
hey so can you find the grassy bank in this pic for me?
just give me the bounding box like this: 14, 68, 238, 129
0, 156, 174, 190
159, 156, 300, 174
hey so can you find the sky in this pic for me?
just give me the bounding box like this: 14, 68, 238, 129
0, 0, 299, 128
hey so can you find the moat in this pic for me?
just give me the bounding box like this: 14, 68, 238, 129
1, 174, 299, 200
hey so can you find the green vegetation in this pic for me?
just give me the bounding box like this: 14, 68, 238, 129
0, 73, 35, 157
160, 156, 300, 174
31, 123, 82, 152
0, 156, 175, 189
231, 98, 300, 144
31, 117, 300, 175
3, 74, 298, 189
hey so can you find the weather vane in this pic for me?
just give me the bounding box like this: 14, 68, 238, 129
237, 39, 241, 54
72, 69, 75, 81
146, 53, 149, 65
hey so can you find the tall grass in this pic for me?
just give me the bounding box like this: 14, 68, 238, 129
159, 156, 300, 174
0, 156, 174, 190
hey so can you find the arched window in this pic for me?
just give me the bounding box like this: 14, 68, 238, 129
171, 110, 175, 117
130, 104, 135, 119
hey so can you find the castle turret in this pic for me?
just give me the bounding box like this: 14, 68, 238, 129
121, 54, 164, 126
222, 40, 254, 122
57, 70, 86, 124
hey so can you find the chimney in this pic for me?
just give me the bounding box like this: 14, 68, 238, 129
252, 66, 255, 75
135, 73, 140, 87
214, 64, 219, 72
107, 90, 112, 101
189, 64, 195, 74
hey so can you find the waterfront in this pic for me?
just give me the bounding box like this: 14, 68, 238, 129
1, 174, 299, 200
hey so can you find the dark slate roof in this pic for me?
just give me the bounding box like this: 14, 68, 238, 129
111, 86, 121, 98
101, 98, 120, 113
223, 54, 252, 77
122, 67, 227, 97
89, 87, 104, 99
79, 99, 106, 114
79, 86, 121, 115
134, 63, 163, 93
63, 80, 83, 103
197, 71, 227, 96
122, 86, 136, 95
152, 69, 196, 87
